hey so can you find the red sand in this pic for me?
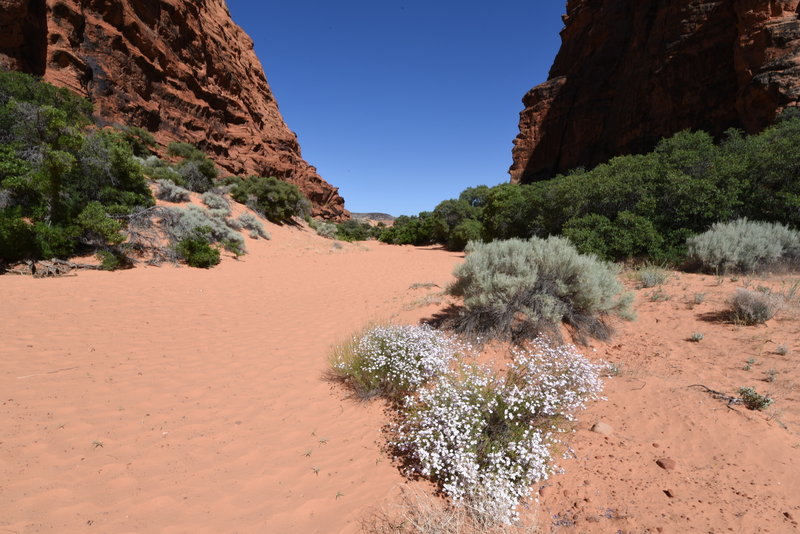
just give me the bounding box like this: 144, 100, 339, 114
2, 216, 799, 533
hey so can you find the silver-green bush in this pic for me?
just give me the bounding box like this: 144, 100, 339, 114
160, 205, 245, 252
155, 179, 190, 203
201, 191, 230, 215
238, 212, 270, 240
448, 236, 632, 341
315, 221, 338, 239
687, 219, 800, 274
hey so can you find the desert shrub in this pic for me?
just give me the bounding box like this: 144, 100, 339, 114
634, 263, 668, 288
687, 218, 800, 274
201, 191, 230, 214
225, 217, 243, 231
161, 205, 245, 252
175, 232, 220, 268
391, 339, 603, 524
738, 387, 774, 410
315, 221, 337, 239
227, 175, 311, 224
237, 212, 270, 239
329, 324, 461, 401
155, 179, 190, 202
448, 236, 632, 341
167, 142, 218, 193
729, 288, 780, 325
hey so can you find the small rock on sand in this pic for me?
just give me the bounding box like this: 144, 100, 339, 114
591, 421, 614, 436
656, 458, 677, 471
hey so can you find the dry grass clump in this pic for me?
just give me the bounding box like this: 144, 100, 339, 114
729, 288, 781, 325
361, 487, 539, 534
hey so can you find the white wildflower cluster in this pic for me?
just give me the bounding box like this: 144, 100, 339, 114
335, 324, 463, 399
505, 338, 605, 420
390, 337, 603, 524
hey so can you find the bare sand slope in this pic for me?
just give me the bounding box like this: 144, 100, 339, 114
3, 221, 800, 533
536, 273, 800, 533
0, 224, 462, 533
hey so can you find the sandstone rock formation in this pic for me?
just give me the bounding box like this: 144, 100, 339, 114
510, 0, 800, 183
0, 0, 347, 219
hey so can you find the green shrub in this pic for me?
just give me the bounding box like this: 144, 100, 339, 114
447, 218, 483, 251
335, 219, 376, 241
687, 218, 800, 274
175, 233, 220, 268
737, 387, 774, 410
448, 236, 632, 341
167, 142, 218, 193
729, 288, 780, 325
227, 176, 311, 224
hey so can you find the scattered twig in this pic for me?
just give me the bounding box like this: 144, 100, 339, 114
17, 367, 79, 379
688, 384, 743, 407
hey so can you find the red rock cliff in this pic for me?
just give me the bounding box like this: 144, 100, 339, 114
510, 0, 800, 183
0, 0, 348, 219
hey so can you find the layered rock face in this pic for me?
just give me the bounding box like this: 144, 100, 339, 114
510, 0, 800, 183
0, 0, 347, 219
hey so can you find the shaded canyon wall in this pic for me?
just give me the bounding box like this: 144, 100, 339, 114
510, 0, 800, 183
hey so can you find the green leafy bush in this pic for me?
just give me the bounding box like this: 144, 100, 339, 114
227, 176, 311, 224
738, 387, 774, 410
167, 142, 218, 193
687, 218, 800, 274
448, 236, 632, 341
175, 232, 220, 268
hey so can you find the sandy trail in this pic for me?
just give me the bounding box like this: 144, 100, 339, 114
1, 225, 462, 534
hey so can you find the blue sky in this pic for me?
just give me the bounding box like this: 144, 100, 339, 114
226, 1, 566, 216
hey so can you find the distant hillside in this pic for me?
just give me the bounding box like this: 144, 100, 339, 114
351, 212, 396, 223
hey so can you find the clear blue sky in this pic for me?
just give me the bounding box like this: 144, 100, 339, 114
226, 1, 566, 216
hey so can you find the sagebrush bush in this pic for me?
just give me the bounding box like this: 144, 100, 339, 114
237, 212, 270, 239
329, 324, 462, 401
392, 339, 603, 524
448, 236, 632, 341
155, 179, 191, 202
315, 221, 338, 239
729, 288, 779, 325
687, 219, 800, 274
160, 205, 245, 253
634, 264, 668, 288
201, 191, 230, 214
